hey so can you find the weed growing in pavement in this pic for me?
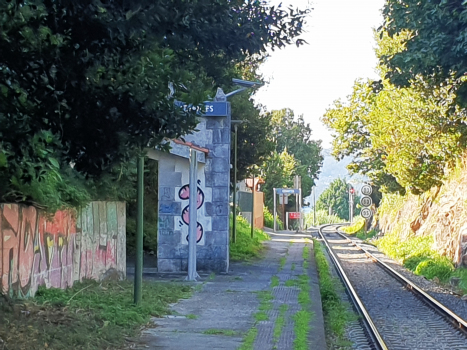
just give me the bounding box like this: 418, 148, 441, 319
273, 304, 288, 345
376, 232, 455, 283
279, 256, 287, 270
238, 327, 258, 350
291, 263, 296, 271
291, 244, 314, 350
230, 215, 270, 261
285, 278, 297, 287
203, 329, 239, 336
313, 239, 356, 347
271, 275, 280, 287
0, 280, 192, 350
186, 313, 197, 319
293, 310, 312, 350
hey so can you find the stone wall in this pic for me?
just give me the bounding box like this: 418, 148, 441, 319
1, 202, 126, 297
148, 113, 231, 273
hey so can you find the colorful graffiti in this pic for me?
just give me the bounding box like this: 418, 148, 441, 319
0, 202, 126, 297
178, 180, 205, 243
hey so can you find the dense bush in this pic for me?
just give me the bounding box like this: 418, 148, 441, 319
230, 215, 270, 260
263, 206, 283, 230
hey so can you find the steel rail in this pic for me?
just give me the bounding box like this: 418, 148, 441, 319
317, 224, 389, 350
335, 229, 467, 336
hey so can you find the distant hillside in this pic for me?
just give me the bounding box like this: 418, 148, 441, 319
304, 149, 366, 205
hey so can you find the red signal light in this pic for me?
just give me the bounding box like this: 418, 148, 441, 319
350, 188, 355, 194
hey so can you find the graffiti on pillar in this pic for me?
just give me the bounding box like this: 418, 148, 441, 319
178, 180, 204, 243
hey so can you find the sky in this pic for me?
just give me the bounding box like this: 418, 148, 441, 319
254, 0, 386, 149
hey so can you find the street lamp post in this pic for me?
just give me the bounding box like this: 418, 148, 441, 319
231, 120, 243, 244
228, 78, 263, 244
349, 186, 355, 223
251, 172, 255, 238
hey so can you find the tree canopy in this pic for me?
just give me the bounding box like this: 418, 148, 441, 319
315, 178, 356, 221
0, 0, 309, 209
381, 1, 467, 89
260, 108, 323, 210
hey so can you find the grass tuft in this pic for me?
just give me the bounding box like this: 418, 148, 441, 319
313, 239, 356, 346
203, 329, 239, 336
273, 304, 288, 344
238, 327, 258, 350
271, 275, 280, 287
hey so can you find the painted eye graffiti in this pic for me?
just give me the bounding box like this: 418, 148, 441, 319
178, 184, 205, 243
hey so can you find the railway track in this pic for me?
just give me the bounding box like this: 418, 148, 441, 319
317, 224, 467, 350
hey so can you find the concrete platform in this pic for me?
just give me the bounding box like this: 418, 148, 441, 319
130, 230, 326, 349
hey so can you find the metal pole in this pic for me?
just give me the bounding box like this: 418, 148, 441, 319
187, 149, 199, 281
134, 155, 144, 305
313, 187, 316, 226
251, 173, 254, 238
282, 193, 289, 230
232, 124, 238, 243
273, 188, 277, 232
299, 189, 302, 231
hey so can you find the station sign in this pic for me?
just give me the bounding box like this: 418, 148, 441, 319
277, 189, 300, 195
289, 212, 301, 219
204, 102, 230, 117
175, 101, 231, 117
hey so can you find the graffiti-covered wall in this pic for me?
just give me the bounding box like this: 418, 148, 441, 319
0, 202, 126, 297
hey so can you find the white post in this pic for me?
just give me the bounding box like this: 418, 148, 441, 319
187, 149, 200, 281
286, 212, 289, 230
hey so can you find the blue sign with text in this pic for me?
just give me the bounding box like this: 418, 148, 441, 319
277, 189, 300, 195
175, 101, 230, 117
204, 102, 230, 117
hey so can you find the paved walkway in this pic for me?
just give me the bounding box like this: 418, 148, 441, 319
131, 230, 326, 350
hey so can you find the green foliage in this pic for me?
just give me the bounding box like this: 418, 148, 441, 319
452, 268, 467, 293
230, 92, 275, 182
0, 130, 90, 212
303, 210, 345, 227
230, 215, 270, 261
0, 0, 309, 210
322, 28, 467, 195
315, 178, 357, 220
313, 239, 356, 342
260, 108, 323, 211
356, 229, 378, 241
341, 216, 365, 235
126, 159, 159, 252
381, 0, 467, 98
1, 280, 192, 350
376, 232, 454, 283
263, 206, 283, 230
